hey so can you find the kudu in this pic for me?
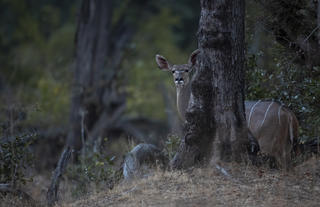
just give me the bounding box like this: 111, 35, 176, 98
155, 50, 299, 169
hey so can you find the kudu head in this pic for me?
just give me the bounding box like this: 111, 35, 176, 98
155, 50, 200, 88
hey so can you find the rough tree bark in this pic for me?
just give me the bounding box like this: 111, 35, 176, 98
171, 0, 250, 169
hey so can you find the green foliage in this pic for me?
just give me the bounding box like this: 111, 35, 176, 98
0, 0, 200, 133
0, 133, 36, 185
163, 134, 180, 160
0, 27, 74, 128
245, 0, 319, 144
66, 140, 116, 197
0, 0, 75, 129
158, 0, 199, 49
246, 52, 320, 143
25, 75, 70, 127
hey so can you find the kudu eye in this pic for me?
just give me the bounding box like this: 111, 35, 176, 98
172, 70, 175, 74
185, 70, 189, 72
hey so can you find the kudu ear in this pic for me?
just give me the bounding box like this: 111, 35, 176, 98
155, 54, 170, 71
188, 49, 200, 66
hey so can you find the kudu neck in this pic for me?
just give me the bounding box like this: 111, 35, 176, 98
176, 82, 191, 121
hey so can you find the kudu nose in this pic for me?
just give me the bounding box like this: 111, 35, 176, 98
175, 78, 183, 82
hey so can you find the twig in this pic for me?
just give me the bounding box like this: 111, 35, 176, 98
214, 164, 243, 184
304, 26, 320, 43
215, 164, 231, 178
121, 186, 137, 195
80, 109, 87, 157
88, 103, 126, 141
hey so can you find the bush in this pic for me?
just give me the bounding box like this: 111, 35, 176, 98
66, 139, 117, 197
0, 132, 37, 186
163, 134, 180, 160
246, 53, 320, 143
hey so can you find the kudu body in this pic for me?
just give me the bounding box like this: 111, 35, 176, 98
155, 50, 299, 168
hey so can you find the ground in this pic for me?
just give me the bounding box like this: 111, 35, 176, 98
1, 156, 319, 207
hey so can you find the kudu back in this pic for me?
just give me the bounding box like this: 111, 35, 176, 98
155, 50, 299, 169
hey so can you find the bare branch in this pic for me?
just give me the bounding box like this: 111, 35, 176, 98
88, 102, 126, 141
46, 147, 72, 206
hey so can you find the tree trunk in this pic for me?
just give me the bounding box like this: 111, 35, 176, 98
171, 0, 249, 168
47, 1, 157, 204
67, 0, 113, 150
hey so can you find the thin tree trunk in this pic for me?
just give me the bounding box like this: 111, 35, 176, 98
171, 0, 249, 168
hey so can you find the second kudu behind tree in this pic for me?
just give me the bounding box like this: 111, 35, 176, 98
155, 50, 299, 169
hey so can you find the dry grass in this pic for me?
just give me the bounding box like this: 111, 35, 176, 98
0, 195, 36, 207
1, 156, 319, 207
57, 157, 320, 207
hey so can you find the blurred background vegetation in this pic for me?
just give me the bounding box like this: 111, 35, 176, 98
0, 0, 319, 185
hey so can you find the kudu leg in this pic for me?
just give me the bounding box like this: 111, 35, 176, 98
247, 131, 260, 165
